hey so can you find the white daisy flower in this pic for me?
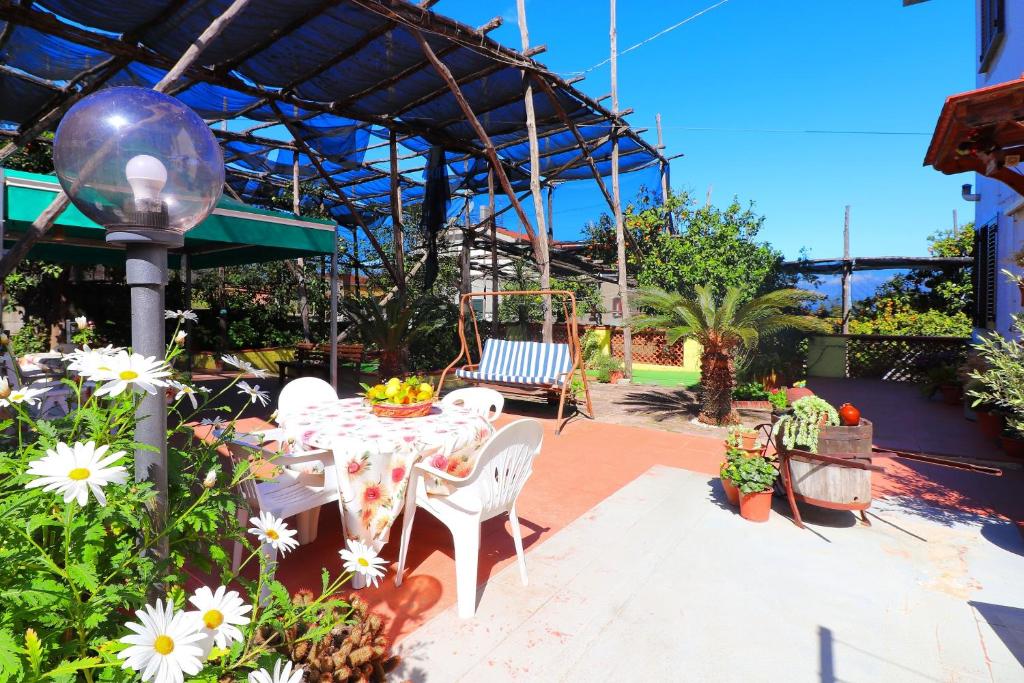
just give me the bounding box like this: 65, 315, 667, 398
165, 309, 199, 323
25, 441, 128, 507
237, 381, 270, 407
118, 599, 206, 683
174, 330, 187, 345
339, 539, 387, 588
248, 511, 299, 555
92, 352, 171, 397
0, 385, 49, 408
186, 585, 251, 650
74, 315, 88, 328
248, 659, 304, 683
202, 468, 217, 489
65, 344, 122, 375
222, 354, 268, 379
167, 380, 201, 409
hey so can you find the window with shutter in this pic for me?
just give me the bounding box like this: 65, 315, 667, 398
973, 220, 998, 328
980, 0, 1005, 72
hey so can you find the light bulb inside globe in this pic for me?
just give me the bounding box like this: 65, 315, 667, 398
125, 154, 168, 212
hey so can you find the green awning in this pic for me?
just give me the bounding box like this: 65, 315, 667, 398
1, 168, 337, 269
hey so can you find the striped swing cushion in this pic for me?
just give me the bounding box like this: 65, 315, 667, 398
456, 338, 573, 387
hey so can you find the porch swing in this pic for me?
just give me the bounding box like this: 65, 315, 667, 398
438, 290, 594, 433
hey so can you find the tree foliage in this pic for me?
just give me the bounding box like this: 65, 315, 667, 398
850, 224, 973, 336
585, 187, 792, 301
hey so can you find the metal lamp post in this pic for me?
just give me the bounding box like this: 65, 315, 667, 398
52, 87, 224, 549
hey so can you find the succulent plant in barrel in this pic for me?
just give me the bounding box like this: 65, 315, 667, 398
772, 395, 839, 453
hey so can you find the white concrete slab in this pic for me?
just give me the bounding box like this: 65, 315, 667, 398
393, 466, 1024, 683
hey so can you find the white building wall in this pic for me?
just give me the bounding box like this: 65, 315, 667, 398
974, 0, 1024, 335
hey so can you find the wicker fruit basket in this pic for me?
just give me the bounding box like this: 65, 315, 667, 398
370, 399, 433, 418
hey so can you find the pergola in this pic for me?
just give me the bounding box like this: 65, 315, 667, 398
0, 0, 674, 384
0, 0, 669, 290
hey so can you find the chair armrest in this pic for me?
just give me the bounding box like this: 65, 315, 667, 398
413, 461, 468, 483
273, 449, 331, 466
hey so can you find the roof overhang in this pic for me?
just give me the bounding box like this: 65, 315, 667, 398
924, 78, 1024, 196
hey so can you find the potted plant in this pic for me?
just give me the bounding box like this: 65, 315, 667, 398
719, 450, 742, 506
734, 455, 778, 522
772, 395, 840, 453
967, 316, 1024, 453
785, 379, 814, 403
1000, 423, 1024, 460
921, 363, 962, 405
768, 388, 789, 415
727, 425, 759, 450
588, 353, 625, 384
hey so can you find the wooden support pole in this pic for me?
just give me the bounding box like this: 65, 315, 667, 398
489, 167, 500, 324
610, 0, 632, 378
546, 183, 554, 239
842, 205, 852, 334
656, 112, 672, 233
329, 228, 339, 388
460, 192, 473, 295
517, 0, 553, 342
389, 129, 406, 292
0, 0, 252, 281
411, 28, 546, 271
293, 154, 311, 341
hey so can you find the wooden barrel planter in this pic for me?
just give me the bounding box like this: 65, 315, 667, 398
783, 419, 874, 512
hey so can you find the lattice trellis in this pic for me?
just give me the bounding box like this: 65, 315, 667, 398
610, 328, 685, 365
845, 336, 969, 382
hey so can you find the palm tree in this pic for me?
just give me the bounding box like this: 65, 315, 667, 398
632, 285, 830, 425
341, 293, 451, 377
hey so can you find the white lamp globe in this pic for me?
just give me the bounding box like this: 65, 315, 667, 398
53, 87, 224, 246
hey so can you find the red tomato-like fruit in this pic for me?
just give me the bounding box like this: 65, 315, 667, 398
839, 403, 861, 426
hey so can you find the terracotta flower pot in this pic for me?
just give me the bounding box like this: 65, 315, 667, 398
939, 384, 962, 406
739, 490, 773, 522
740, 432, 758, 450
721, 477, 739, 506
976, 410, 1004, 440
1000, 435, 1024, 460
608, 370, 624, 384
785, 386, 814, 403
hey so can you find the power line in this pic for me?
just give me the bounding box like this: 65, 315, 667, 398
667, 126, 930, 136
561, 0, 733, 76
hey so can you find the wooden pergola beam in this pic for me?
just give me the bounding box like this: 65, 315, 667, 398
411, 27, 544, 267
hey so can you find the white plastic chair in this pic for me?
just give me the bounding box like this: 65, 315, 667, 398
395, 419, 544, 618
0, 351, 72, 418
223, 429, 338, 583
441, 387, 504, 423
276, 376, 338, 420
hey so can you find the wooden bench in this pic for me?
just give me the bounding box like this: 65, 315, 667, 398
277, 343, 366, 385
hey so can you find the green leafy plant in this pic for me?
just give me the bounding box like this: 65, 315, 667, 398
771, 395, 839, 453
968, 314, 1024, 438
920, 364, 960, 398
632, 285, 829, 425
0, 313, 389, 682
341, 292, 451, 377
732, 382, 770, 401
768, 388, 789, 413
731, 455, 777, 494
587, 353, 623, 383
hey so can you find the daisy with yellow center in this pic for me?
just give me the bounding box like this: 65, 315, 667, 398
186, 585, 251, 650
25, 441, 128, 507
0, 384, 48, 408
90, 351, 171, 397
339, 538, 387, 587
118, 599, 206, 683
248, 659, 305, 683
248, 511, 299, 554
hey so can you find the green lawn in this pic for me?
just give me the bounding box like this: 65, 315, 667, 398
629, 367, 701, 388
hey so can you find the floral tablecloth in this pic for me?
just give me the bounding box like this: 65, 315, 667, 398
277, 398, 493, 554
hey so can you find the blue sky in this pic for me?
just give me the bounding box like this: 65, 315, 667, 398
439, 0, 976, 260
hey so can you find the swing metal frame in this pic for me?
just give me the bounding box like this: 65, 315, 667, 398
438, 290, 595, 433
